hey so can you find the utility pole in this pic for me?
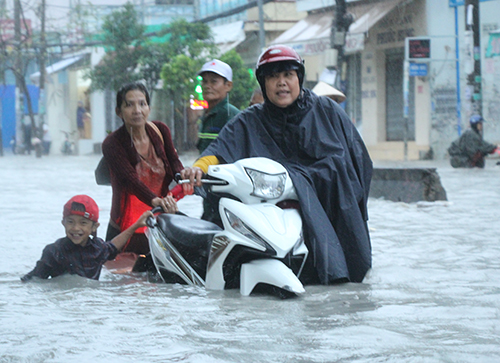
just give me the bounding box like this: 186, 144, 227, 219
465, 0, 482, 117
257, 0, 265, 51
13, 0, 38, 156
14, 0, 23, 154
329, 0, 353, 89
37, 0, 47, 158
0, 0, 7, 155
141, 0, 146, 25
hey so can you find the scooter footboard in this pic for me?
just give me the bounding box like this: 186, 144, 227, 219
240, 259, 305, 296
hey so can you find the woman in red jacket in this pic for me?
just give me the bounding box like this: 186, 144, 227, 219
102, 82, 184, 255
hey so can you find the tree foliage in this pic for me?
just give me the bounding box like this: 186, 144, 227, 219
87, 6, 216, 96
86, 3, 145, 92
161, 54, 203, 101
219, 50, 259, 110
142, 19, 215, 94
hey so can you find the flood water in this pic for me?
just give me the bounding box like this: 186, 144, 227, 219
1, 153, 499, 362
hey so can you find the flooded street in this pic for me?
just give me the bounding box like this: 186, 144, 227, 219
1, 153, 499, 362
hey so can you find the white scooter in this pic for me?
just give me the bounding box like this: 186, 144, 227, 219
146, 157, 308, 297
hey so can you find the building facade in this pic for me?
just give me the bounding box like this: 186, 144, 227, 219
273, 0, 500, 160
199, 0, 306, 67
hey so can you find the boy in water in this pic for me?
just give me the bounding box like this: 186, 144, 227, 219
21, 195, 152, 281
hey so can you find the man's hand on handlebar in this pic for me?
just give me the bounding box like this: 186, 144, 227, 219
180, 166, 204, 194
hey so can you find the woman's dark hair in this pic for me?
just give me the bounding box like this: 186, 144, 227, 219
116, 82, 150, 109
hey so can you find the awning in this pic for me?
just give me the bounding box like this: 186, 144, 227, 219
348, 0, 407, 34
30, 55, 85, 83
211, 20, 246, 55
271, 0, 408, 55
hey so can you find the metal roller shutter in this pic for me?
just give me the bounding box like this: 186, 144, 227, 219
385, 50, 415, 141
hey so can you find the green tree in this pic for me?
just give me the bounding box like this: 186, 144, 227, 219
161, 54, 206, 151
86, 6, 216, 149
87, 7, 216, 97
86, 3, 145, 93
141, 19, 215, 94
219, 50, 259, 110
159, 20, 215, 150
161, 54, 203, 102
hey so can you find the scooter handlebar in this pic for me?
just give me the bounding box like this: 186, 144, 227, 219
174, 172, 227, 185
177, 179, 228, 185
151, 206, 164, 214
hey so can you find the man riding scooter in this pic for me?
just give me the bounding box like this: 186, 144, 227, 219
448, 115, 499, 168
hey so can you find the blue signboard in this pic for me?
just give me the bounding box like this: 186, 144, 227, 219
409, 63, 428, 77
449, 0, 494, 7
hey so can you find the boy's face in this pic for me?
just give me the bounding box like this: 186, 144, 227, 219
62, 215, 99, 247
201, 72, 232, 107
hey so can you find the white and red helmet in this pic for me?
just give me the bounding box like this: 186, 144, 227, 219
255, 45, 305, 99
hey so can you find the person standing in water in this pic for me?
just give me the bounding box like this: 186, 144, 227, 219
101, 82, 183, 256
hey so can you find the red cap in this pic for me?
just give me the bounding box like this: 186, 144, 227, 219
63, 195, 99, 223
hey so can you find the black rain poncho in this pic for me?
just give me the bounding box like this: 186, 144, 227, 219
202, 89, 373, 284
448, 128, 497, 168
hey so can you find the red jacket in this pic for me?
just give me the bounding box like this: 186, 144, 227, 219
102, 121, 184, 226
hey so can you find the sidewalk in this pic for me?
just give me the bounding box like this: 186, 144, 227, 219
373, 155, 500, 170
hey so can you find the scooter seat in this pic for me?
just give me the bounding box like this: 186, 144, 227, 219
155, 213, 222, 255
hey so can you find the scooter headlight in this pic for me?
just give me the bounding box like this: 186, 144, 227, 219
245, 168, 286, 200
224, 209, 275, 254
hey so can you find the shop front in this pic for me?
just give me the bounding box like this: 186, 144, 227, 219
272, 0, 431, 160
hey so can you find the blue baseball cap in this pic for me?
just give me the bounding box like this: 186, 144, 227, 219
469, 115, 485, 124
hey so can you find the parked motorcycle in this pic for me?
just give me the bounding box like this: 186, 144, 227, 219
146, 157, 308, 297
60, 130, 76, 155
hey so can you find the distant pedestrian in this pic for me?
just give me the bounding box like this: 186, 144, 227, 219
42, 123, 51, 155
311, 81, 346, 104
76, 101, 86, 138
249, 89, 264, 106
83, 112, 92, 139
448, 115, 499, 168
10, 136, 17, 154
21, 195, 152, 282
22, 116, 32, 155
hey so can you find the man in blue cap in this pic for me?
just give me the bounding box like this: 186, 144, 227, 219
448, 115, 499, 168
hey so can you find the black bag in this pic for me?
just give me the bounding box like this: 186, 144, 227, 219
95, 157, 111, 186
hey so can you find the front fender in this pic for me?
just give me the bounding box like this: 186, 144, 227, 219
240, 259, 305, 296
